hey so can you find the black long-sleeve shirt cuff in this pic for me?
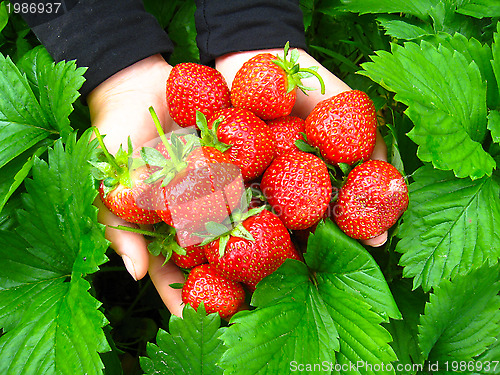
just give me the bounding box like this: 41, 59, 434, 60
194, 0, 307, 64
18, 0, 174, 98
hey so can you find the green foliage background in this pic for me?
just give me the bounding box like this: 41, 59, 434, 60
0, 0, 499, 374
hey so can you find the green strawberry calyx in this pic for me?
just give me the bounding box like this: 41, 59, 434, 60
197, 189, 267, 257
196, 111, 232, 153
141, 106, 198, 186
272, 41, 325, 95
89, 126, 133, 196
110, 222, 186, 265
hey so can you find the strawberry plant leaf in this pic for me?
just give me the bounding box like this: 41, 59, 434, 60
221, 259, 339, 375
489, 110, 500, 143
0, 52, 52, 169
220, 220, 398, 374
473, 332, 500, 374
166, 0, 199, 64
383, 280, 427, 374
428, 32, 499, 110
339, 0, 432, 19
456, 0, 500, 18
492, 22, 500, 111
143, 0, 177, 29
397, 165, 500, 291
306, 220, 401, 320
0, 141, 48, 210
418, 264, 500, 363
0, 2, 8, 33
140, 303, 226, 375
340, 0, 487, 38
360, 38, 495, 179
376, 15, 433, 40
17, 46, 86, 140
0, 130, 110, 374
0, 48, 86, 211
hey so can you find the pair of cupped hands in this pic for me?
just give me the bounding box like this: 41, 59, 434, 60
88, 49, 388, 318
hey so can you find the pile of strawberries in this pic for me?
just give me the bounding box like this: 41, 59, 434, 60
92, 43, 409, 319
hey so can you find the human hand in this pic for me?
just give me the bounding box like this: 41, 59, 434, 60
87, 54, 185, 317
216, 48, 389, 247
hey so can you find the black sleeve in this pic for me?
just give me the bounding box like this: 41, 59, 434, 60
12, 0, 174, 98
194, 0, 307, 64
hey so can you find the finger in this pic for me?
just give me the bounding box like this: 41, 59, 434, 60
95, 199, 149, 281
361, 231, 388, 247
148, 253, 185, 317
370, 129, 388, 162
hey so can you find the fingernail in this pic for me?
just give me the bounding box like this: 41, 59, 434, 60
122, 255, 137, 281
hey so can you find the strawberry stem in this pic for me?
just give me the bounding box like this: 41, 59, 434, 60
273, 41, 325, 95
299, 67, 325, 95
109, 224, 171, 239
92, 127, 124, 174
148, 106, 183, 171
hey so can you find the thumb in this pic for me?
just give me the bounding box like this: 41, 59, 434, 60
360, 231, 388, 248
95, 198, 149, 280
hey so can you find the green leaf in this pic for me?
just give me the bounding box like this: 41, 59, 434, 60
489, 110, 500, 143
0, 195, 21, 231
140, 304, 226, 375
220, 260, 339, 375
306, 220, 401, 320
0, 49, 86, 209
0, 52, 52, 169
428, 32, 499, 110
473, 332, 500, 374
143, 0, 178, 28
360, 39, 495, 179
0, 2, 9, 33
166, 0, 199, 64
397, 165, 500, 291
0, 141, 48, 211
456, 0, 500, 18
0, 274, 109, 375
377, 15, 433, 40
220, 220, 398, 374
492, 22, 500, 110
418, 264, 500, 362
0, 131, 110, 374
17, 46, 86, 139
18, 132, 107, 275
383, 280, 427, 374
339, 0, 435, 19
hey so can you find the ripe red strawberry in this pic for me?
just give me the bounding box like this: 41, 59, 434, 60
156, 146, 244, 232
182, 263, 245, 319
205, 107, 277, 182
204, 209, 301, 289
266, 115, 306, 157
260, 151, 332, 230
142, 108, 245, 233
305, 90, 377, 165
171, 230, 207, 269
90, 127, 161, 224
230, 43, 324, 120
99, 165, 161, 224
166, 62, 230, 128
333, 160, 409, 240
